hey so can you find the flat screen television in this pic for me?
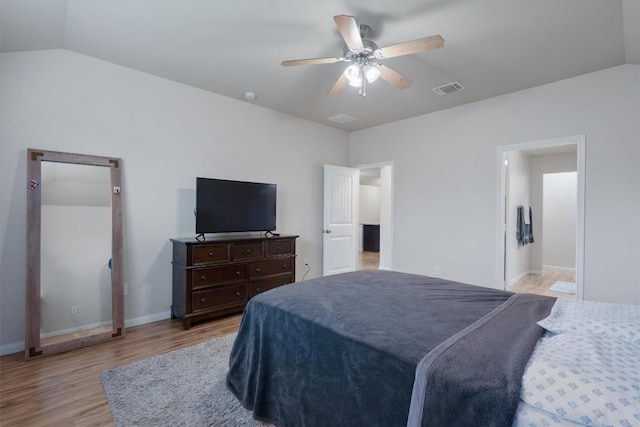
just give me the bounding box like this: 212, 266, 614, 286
195, 177, 277, 234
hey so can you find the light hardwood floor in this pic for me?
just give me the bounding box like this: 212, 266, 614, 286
0, 315, 242, 426
508, 269, 576, 299
357, 251, 379, 270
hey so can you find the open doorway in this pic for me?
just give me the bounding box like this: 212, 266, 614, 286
357, 162, 393, 271
497, 136, 585, 300
322, 163, 393, 276
358, 168, 381, 270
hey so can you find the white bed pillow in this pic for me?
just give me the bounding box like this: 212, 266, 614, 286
520, 332, 640, 427
537, 299, 640, 344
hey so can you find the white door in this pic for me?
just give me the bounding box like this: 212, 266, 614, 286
323, 165, 359, 276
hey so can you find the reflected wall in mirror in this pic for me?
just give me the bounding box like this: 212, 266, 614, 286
40, 162, 113, 345
25, 149, 124, 360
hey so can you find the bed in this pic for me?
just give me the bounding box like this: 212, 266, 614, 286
226, 270, 640, 427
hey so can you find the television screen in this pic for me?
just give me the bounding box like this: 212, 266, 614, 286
196, 177, 277, 234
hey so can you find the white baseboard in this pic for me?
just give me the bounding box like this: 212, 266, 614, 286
543, 265, 576, 273
507, 271, 529, 288
125, 311, 172, 328
507, 269, 544, 288
0, 311, 173, 357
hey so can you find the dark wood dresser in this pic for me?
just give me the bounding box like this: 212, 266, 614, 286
170, 234, 298, 329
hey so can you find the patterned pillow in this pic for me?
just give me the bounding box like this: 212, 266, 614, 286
520, 333, 640, 426
537, 299, 640, 344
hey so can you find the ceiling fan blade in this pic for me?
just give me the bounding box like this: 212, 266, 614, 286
380, 35, 444, 59
281, 57, 344, 67
334, 15, 364, 52
328, 73, 349, 96
378, 64, 412, 89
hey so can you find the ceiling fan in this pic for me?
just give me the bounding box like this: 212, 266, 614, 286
281, 15, 445, 96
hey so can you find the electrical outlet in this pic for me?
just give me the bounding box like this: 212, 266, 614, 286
77, 305, 84, 313
433, 265, 440, 276
71, 306, 77, 314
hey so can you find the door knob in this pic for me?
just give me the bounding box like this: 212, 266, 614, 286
323, 229, 332, 234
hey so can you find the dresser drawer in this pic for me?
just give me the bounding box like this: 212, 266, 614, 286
233, 242, 263, 260
191, 264, 246, 289
265, 239, 294, 257
249, 275, 293, 298
250, 257, 293, 279
192, 244, 230, 265
191, 284, 247, 312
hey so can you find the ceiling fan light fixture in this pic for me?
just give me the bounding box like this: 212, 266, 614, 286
281, 15, 444, 96
348, 75, 363, 87
365, 65, 380, 83
344, 64, 360, 82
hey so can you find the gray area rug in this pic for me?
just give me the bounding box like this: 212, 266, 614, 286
100, 333, 266, 427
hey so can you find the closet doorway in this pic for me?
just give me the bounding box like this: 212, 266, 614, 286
497, 135, 585, 300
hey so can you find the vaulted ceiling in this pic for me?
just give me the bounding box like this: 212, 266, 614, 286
1, 0, 638, 131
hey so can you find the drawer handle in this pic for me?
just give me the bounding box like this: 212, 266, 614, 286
256, 288, 261, 292
235, 291, 241, 297
277, 246, 281, 251
282, 264, 287, 269
200, 297, 206, 303
209, 251, 214, 256
256, 268, 261, 273
236, 271, 241, 276
201, 275, 206, 281
245, 249, 251, 253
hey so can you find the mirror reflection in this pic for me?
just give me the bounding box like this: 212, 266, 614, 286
39, 162, 114, 345
25, 149, 124, 360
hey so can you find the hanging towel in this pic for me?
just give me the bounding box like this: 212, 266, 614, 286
516, 206, 524, 242
516, 206, 535, 246
526, 206, 534, 244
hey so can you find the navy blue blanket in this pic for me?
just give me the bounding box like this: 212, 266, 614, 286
226, 270, 551, 426
407, 292, 554, 426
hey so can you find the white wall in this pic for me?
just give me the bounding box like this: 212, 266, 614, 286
543, 172, 577, 270
41, 205, 112, 334
529, 152, 577, 272
0, 49, 350, 352
359, 185, 380, 225
350, 64, 640, 305
40, 162, 113, 335
505, 150, 532, 285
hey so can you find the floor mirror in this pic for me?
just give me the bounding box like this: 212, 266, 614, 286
25, 149, 124, 360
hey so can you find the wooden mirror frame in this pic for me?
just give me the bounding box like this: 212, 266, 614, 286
25, 149, 124, 360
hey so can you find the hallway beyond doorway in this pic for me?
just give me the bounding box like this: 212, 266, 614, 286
508, 268, 575, 299
358, 251, 379, 270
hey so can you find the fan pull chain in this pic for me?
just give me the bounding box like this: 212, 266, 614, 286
360, 64, 366, 97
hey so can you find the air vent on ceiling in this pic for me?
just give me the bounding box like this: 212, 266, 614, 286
432, 82, 464, 95
328, 113, 357, 124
